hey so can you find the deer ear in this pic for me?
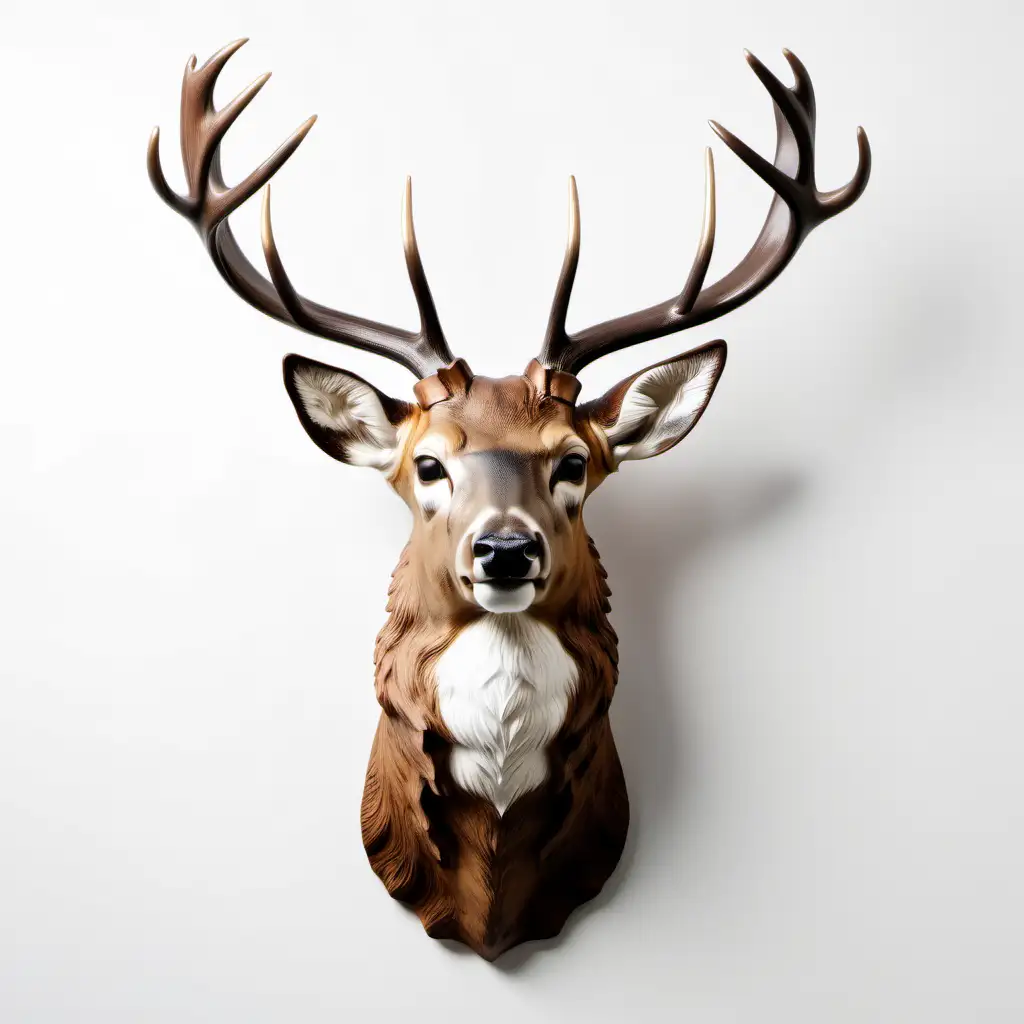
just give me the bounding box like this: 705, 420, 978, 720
581, 341, 727, 466
283, 355, 414, 471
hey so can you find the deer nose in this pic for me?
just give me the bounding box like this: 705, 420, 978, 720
473, 533, 540, 580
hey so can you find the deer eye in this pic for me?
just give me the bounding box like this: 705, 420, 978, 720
551, 453, 588, 487
415, 456, 447, 483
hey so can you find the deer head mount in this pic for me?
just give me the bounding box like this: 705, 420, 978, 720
149, 39, 869, 959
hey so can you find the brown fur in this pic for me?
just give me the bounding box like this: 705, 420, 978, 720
278, 363, 724, 957
362, 528, 626, 960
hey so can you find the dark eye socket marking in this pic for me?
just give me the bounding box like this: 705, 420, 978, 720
415, 456, 447, 483
551, 453, 588, 488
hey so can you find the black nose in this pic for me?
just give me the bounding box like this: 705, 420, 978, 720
473, 533, 540, 580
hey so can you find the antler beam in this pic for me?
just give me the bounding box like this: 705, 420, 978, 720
539, 49, 871, 375
147, 39, 454, 379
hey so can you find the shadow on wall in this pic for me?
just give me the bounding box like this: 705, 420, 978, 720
494, 465, 805, 970
452, 207, 975, 967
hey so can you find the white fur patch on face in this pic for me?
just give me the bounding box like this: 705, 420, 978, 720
472, 581, 536, 613
412, 472, 451, 518
435, 614, 578, 816
605, 345, 725, 464
292, 365, 399, 471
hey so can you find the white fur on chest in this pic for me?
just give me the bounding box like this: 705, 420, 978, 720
435, 614, 578, 816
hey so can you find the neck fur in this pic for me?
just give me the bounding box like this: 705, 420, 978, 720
373, 530, 618, 725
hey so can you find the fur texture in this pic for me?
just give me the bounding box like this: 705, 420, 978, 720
436, 614, 579, 815
361, 535, 626, 960
290, 363, 403, 471
283, 359, 727, 958
583, 341, 727, 464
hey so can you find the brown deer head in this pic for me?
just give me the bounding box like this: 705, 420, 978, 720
282, 338, 726, 620
148, 39, 869, 958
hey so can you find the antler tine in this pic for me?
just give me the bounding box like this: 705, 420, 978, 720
675, 147, 717, 316
259, 181, 452, 379
821, 126, 871, 214
707, 118, 801, 205
259, 183, 317, 329
212, 71, 273, 150
742, 49, 814, 179
148, 40, 456, 381
402, 178, 453, 366
535, 49, 871, 376
782, 49, 815, 123
541, 176, 581, 362
147, 127, 190, 216
214, 114, 317, 227
196, 36, 250, 82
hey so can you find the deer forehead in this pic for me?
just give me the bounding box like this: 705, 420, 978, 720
407, 375, 581, 460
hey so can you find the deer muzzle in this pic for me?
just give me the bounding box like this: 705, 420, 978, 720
461, 523, 547, 613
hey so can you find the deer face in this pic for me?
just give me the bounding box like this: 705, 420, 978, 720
396, 372, 590, 615
284, 342, 727, 616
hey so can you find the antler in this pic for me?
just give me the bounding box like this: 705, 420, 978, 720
147, 39, 454, 379
539, 49, 871, 375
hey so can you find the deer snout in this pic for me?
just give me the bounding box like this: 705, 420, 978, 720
473, 533, 540, 581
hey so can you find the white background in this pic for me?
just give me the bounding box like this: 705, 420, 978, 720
2, 1, 1022, 1020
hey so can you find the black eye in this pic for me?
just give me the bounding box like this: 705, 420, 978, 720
415, 456, 447, 483
552, 454, 588, 487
